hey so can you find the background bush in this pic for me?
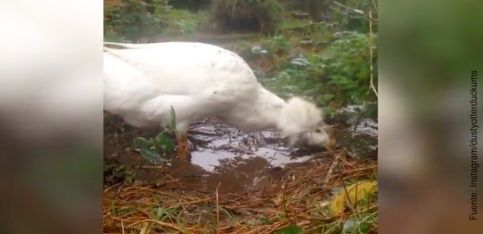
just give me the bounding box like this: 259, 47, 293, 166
211, 0, 283, 33
104, 0, 169, 42
262, 32, 377, 115
104, 0, 209, 42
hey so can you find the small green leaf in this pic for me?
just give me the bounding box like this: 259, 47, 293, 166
154, 132, 175, 152
140, 148, 164, 165
275, 224, 303, 234
132, 137, 153, 149
358, 219, 372, 233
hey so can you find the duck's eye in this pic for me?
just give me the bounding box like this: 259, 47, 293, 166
315, 129, 322, 133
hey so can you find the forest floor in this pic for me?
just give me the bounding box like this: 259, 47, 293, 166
103, 113, 377, 233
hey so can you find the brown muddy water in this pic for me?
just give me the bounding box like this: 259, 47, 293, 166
104, 111, 377, 194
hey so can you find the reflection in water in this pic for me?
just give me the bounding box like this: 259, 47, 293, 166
188, 121, 313, 172
164, 121, 318, 193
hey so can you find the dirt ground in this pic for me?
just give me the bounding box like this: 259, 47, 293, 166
103, 113, 377, 233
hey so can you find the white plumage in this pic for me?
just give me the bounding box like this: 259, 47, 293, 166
104, 42, 333, 148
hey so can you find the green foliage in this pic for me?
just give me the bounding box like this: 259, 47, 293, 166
162, 9, 208, 39
259, 216, 271, 225
155, 206, 181, 222
168, 0, 210, 11
323, 32, 377, 104
104, 0, 170, 42
211, 0, 283, 33
263, 34, 290, 55
104, 164, 135, 185
342, 212, 377, 234
340, 189, 377, 234
131, 131, 175, 165
105, 0, 208, 42
237, 34, 290, 64
275, 224, 303, 234
263, 31, 376, 114
330, 0, 378, 33
130, 106, 177, 164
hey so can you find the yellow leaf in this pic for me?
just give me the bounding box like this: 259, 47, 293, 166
327, 181, 377, 217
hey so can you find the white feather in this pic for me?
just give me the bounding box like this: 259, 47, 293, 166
277, 97, 323, 137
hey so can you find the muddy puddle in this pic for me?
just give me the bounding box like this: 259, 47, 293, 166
187, 121, 316, 171
105, 106, 377, 194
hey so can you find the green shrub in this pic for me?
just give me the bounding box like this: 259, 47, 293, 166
330, 0, 378, 33
323, 31, 377, 105
104, 0, 208, 42
161, 9, 201, 39
263, 34, 290, 55
131, 132, 175, 165
263, 32, 377, 114
131, 107, 177, 164
211, 0, 283, 33
168, 0, 210, 11
104, 0, 170, 42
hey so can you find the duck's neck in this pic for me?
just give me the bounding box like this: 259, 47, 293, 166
224, 86, 286, 131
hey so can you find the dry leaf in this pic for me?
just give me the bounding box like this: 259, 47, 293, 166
328, 181, 377, 217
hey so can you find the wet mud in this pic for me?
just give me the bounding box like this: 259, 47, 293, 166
104, 107, 377, 194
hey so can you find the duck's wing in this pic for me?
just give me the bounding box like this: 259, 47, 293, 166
104, 51, 200, 130
103, 52, 156, 114
107, 42, 220, 95
104, 42, 251, 96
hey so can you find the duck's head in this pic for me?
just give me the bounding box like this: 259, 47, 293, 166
277, 97, 336, 150
297, 124, 336, 149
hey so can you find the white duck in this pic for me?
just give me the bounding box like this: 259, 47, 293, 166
104, 42, 335, 160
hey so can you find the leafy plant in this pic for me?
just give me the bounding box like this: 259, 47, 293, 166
263, 31, 377, 116
104, 164, 136, 185
104, 0, 209, 42
168, 0, 210, 11
275, 224, 303, 234
131, 107, 177, 164
342, 212, 377, 234
263, 34, 290, 55
162, 9, 209, 39
323, 31, 377, 104
131, 132, 174, 164
211, 0, 283, 33
329, 0, 378, 33
104, 0, 170, 42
